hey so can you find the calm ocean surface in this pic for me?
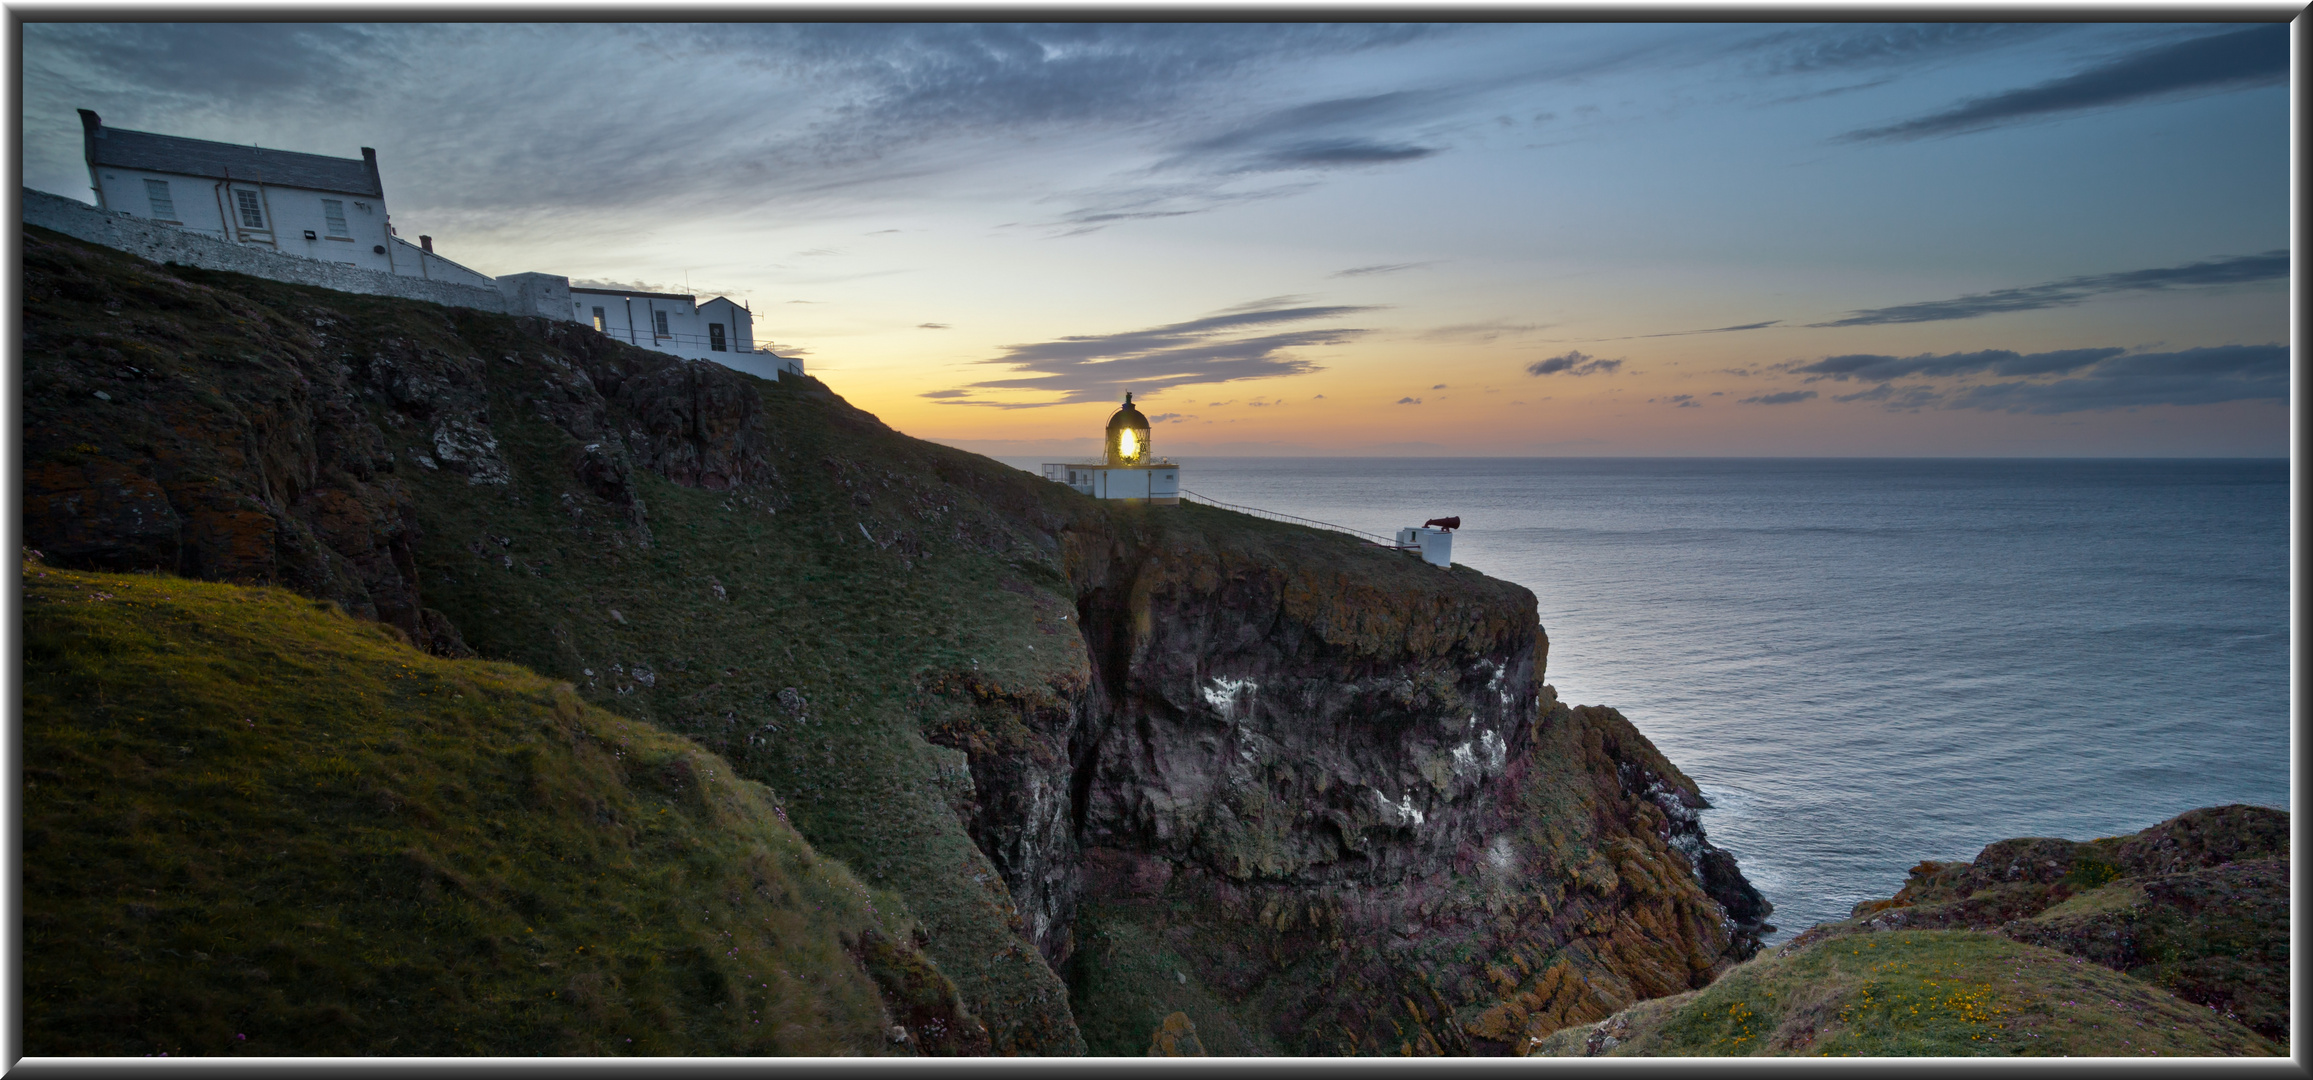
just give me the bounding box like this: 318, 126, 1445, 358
1001, 456, 2291, 941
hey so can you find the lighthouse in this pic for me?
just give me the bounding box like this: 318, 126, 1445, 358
1042, 393, 1181, 504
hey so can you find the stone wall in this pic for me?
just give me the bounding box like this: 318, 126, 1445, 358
22, 186, 563, 319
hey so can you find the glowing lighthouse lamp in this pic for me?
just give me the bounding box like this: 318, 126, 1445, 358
1041, 393, 1181, 504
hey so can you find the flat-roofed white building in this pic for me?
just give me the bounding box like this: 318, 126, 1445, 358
571, 286, 800, 378
78, 108, 493, 290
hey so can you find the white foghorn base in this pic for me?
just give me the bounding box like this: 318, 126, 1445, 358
1395, 527, 1454, 568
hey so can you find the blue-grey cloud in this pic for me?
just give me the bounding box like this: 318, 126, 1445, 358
1813, 344, 2286, 415
1741, 390, 1817, 405
1638, 319, 1781, 338
1526, 350, 1622, 376
1333, 262, 1434, 278
1163, 90, 1454, 174
1651, 394, 1701, 408
1841, 25, 2287, 142
1830, 382, 1949, 410
1041, 179, 1320, 235
25, 23, 1438, 221
1420, 320, 1553, 344
24, 23, 398, 101
929, 298, 1373, 407
1397, 396, 1422, 404
1749, 23, 2071, 76
1810, 251, 2287, 327
1793, 347, 2126, 382
918, 322, 951, 329
1944, 345, 2287, 414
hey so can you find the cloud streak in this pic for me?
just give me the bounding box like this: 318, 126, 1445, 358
1526, 350, 1623, 376
1791, 347, 2126, 382
1840, 25, 2287, 142
1810, 251, 2287, 327
926, 298, 1373, 407
1333, 262, 1435, 278
1800, 344, 2286, 414
1741, 390, 1818, 405
1748, 23, 2070, 76
1638, 319, 1782, 338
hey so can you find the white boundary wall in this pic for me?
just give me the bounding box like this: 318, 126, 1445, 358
24, 186, 800, 376
24, 186, 552, 318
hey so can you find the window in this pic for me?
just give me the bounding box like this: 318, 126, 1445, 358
234, 189, 264, 229
592, 307, 607, 332
322, 199, 349, 237
143, 179, 177, 221
708, 323, 727, 352
653, 310, 670, 338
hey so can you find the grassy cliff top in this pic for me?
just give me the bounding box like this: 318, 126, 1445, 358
21, 554, 975, 1056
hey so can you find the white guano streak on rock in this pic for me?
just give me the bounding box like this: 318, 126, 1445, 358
1450, 725, 1509, 780
1202, 676, 1257, 719
1373, 788, 1426, 826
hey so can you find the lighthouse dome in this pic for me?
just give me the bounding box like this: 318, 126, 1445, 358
1105, 392, 1151, 466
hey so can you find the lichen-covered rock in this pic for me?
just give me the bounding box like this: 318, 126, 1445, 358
1147, 1012, 1206, 1055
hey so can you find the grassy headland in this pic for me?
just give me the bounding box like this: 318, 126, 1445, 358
21, 555, 978, 1056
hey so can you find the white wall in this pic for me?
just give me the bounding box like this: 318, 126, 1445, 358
387, 235, 496, 289
90, 166, 397, 274
25, 185, 514, 315
31, 185, 800, 378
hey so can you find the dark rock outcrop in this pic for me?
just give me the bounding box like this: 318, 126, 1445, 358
1794, 805, 2288, 1046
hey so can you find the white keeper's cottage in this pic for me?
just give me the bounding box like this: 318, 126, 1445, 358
70, 109, 802, 380
79, 109, 493, 289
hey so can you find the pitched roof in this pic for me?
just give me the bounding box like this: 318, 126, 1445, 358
81, 111, 383, 198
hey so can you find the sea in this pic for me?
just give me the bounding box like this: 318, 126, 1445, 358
999, 456, 2292, 942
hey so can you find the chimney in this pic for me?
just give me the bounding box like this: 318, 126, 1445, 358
420, 235, 433, 254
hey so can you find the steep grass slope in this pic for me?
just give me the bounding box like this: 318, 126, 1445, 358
21, 556, 982, 1056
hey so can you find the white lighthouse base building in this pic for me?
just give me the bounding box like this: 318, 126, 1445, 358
1043, 462, 1180, 505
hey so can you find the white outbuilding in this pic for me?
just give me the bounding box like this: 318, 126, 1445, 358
569, 287, 799, 379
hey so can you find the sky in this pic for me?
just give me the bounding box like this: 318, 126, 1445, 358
21, 18, 2294, 457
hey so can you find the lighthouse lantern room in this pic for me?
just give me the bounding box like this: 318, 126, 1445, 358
1043, 393, 1181, 504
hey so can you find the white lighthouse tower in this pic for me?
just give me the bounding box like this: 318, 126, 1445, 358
1041, 393, 1181, 505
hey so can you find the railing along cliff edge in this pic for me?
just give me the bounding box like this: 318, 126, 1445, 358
1178, 489, 1398, 547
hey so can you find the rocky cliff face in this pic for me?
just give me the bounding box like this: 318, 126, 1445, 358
20, 225, 1765, 1055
